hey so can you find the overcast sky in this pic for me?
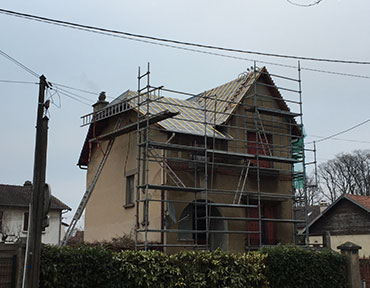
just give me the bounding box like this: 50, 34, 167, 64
1, 0, 370, 224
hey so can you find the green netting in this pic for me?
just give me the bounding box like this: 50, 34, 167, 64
292, 127, 305, 189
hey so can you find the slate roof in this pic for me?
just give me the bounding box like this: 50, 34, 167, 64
294, 205, 322, 229
0, 183, 71, 211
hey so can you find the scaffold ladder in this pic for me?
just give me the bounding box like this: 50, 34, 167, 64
61, 117, 123, 245
233, 160, 251, 204
255, 109, 272, 156
148, 149, 185, 188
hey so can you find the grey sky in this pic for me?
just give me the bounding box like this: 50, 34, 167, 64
1, 0, 369, 223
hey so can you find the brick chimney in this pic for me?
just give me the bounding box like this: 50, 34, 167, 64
93, 91, 109, 112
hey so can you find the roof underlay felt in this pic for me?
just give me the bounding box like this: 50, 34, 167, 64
78, 67, 296, 166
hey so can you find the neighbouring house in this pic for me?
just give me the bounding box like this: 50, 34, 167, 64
307, 193, 370, 257
0, 181, 71, 245
78, 66, 304, 253
294, 201, 328, 234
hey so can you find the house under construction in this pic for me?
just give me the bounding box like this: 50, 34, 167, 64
65, 63, 313, 253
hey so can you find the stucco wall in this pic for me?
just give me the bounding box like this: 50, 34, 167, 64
310, 235, 370, 257
84, 112, 166, 243
84, 77, 295, 252
0, 207, 62, 245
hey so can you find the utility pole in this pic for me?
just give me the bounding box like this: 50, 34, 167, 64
25, 75, 49, 288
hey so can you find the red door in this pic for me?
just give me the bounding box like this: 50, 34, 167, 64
263, 205, 277, 245
246, 204, 277, 246
247, 207, 260, 246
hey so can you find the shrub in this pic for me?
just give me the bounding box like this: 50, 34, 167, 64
263, 245, 347, 288
40, 245, 346, 288
169, 249, 268, 288
40, 245, 120, 288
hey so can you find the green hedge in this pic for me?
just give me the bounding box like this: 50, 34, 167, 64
40, 245, 346, 288
263, 246, 346, 288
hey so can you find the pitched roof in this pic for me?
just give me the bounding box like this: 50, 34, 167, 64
0, 183, 71, 211
346, 194, 370, 211
305, 193, 370, 233
116, 90, 228, 139
78, 67, 297, 166
294, 205, 321, 229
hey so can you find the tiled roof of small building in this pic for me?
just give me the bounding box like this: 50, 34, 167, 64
0, 183, 71, 211
345, 194, 370, 211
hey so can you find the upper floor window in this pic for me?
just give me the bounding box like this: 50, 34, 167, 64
23, 212, 29, 231
125, 174, 135, 207
0, 211, 3, 232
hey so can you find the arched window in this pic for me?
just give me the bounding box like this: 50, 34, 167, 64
178, 200, 227, 250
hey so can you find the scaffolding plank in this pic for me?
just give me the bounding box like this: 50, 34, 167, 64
257, 154, 297, 164
206, 216, 305, 223
90, 111, 178, 143
246, 106, 301, 118
140, 184, 204, 193
207, 149, 256, 160
208, 203, 258, 208
143, 141, 206, 153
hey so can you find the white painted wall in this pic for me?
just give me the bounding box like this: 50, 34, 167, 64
0, 207, 63, 245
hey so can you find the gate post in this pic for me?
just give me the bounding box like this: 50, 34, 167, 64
338, 242, 362, 288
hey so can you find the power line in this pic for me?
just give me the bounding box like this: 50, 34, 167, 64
308, 135, 370, 144
0, 79, 37, 84
49, 84, 95, 103
287, 0, 323, 7
54, 89, 92, 106
1, 11, 370, 80
51, 82, 98, 95
0, 48, 39, 78
1, 8, 370, 65
306, 117, 370, 144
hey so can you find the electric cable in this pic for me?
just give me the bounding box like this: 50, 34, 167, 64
0, 48, 39, 78
287, 0, 323, 7
51, 82, 98, 95
0, 79, 37, 84
308, 135, 370, 144
2, 11, 370, 80
54, 89, 92, 106
1, 8, 370, 65
306, 117, 370, 144
49, 84, 96, 103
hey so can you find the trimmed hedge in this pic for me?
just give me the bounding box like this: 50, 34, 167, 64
40, 245, 346, 288
263, 246, 346, 288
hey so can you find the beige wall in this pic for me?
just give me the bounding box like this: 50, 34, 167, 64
85, 113, 166, 244
84, 81, 295, 252
310, 235, 370, 257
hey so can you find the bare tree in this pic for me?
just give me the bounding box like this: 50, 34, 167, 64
295, 174, 322, 206
318, 150, 370, 203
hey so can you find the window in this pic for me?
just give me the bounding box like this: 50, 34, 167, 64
23, 212, 29, 231
23, 212, 46, 232
0, 211, 3, 232
125, 174, 135, 207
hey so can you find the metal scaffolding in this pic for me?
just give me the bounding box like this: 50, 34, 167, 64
131, 62, 316, 252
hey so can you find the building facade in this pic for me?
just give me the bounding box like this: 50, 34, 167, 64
78, 66, 306, 253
